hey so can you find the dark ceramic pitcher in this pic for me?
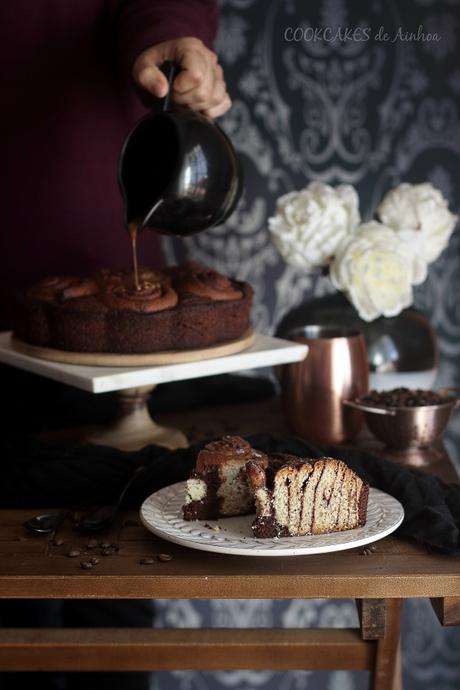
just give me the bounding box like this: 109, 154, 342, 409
119, 61, 243, 237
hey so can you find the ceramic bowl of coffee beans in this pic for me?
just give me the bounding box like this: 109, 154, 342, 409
344, 387, 459, 450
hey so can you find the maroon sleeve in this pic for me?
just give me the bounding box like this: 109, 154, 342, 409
117, 0, 219, 73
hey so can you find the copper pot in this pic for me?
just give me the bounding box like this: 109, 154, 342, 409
344, 389, 460, 450
279, 325, 369, 444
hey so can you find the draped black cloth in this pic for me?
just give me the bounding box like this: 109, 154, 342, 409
2, 429, 459, 556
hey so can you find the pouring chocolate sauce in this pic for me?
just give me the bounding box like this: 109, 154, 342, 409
119, 61, 243, 289
128, 221, 142, 291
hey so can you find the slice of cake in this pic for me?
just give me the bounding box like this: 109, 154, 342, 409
246, 453, 369, 538
182, 436, 268, 520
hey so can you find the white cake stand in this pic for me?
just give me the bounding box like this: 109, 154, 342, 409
0, 331, 307, 451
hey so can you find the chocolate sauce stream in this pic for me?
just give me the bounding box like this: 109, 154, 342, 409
128, 221, 141, 291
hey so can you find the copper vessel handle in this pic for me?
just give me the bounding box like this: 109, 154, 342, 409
342, 400, 397, 416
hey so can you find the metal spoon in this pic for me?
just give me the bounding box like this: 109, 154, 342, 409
23, 509, 69, 534
23, 465, 145, 534
342, 399, 397, 415
79, 465, 145, 532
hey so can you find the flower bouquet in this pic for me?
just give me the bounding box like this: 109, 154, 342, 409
269, 181, 458, 322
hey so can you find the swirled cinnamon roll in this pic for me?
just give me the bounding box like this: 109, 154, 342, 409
28, 276, 99, 302
99, 271, 178, 313
172, 261, 243, 301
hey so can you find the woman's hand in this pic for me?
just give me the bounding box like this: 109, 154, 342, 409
133, 36, 231, 118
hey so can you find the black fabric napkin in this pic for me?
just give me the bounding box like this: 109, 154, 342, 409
1, 431, 459, 556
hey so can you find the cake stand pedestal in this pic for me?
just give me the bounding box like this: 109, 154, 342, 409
86, 384, 188, 451
0, 331, 308, 451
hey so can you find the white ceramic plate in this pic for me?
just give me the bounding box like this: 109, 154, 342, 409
139, 482, 404, 557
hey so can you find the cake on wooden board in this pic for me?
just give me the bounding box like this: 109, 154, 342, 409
13, 262, 253, 354
182, 436, 369, 537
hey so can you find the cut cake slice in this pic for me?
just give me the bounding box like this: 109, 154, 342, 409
246, 453, 369, 538
182, 435, 268, 520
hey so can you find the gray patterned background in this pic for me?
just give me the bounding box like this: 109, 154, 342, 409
156, 1, 460, 689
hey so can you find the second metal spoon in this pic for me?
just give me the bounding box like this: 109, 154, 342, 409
79, 465, 145, 531
23, 465, 145, 534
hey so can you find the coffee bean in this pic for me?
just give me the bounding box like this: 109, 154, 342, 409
140, 558, 155, 565
67, 548, 82, 558
101, 548, 113, 557
87, 539, 98, 550
100, 542, 111, 550
80, 560, 93, 569
52, 538, 64, 547
157, 553, 173, 562
89, 557, 99, 565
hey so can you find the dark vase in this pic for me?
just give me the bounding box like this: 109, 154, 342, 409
276, 293, 439, 391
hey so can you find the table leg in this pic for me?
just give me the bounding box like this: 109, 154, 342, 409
371, 599, 402, 690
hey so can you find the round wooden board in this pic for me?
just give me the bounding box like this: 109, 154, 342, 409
10, 329, 256, 367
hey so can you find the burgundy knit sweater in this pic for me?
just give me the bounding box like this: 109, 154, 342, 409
0, 0, 218, 327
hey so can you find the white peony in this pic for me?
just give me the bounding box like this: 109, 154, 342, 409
268, 182, 360, 270
377, 182, 458, 263
330, 221, 427, 322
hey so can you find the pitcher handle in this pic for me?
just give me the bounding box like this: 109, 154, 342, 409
159, 61, 182, 112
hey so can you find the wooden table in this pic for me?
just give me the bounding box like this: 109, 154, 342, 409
0, 397, 459, 690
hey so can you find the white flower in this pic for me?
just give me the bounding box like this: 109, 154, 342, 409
377, 182, 458, 263
268, 182, 360, 270
330, 221, 426, 321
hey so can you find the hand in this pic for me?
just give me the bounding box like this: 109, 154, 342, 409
133, 37, 231, 118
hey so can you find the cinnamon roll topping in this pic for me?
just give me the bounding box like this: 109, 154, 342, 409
173, 261, 243, 301
196, 435, 267, 471
60, 279, 99, 301
28, 277, 99, 302
100, 272, 178, 313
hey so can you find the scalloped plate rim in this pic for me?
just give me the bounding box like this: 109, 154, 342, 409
139, 483, 404, 557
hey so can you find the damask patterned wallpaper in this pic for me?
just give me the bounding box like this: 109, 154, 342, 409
156, 1, 460, 689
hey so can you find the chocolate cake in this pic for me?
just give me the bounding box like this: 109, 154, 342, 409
14, 262, 253, 354
246, 453, 369, 538
182, 437, 369, 538
182, 436, 268, 520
